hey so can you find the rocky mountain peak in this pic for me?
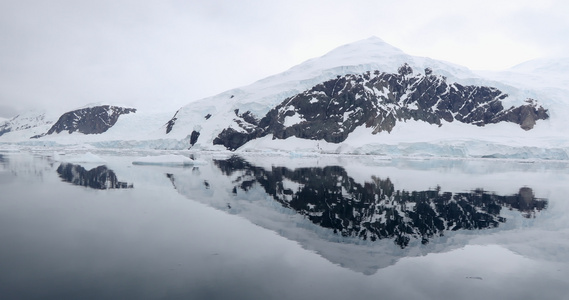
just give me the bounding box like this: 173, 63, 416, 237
35, 105, 136, 137
398, 63, 413, 76
213, 65, 549, 150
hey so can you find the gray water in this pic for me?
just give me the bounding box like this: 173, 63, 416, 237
1, 151, 568, 300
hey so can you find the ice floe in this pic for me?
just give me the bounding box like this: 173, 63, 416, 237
132, 154, 206, 167
54, 152, 107, 164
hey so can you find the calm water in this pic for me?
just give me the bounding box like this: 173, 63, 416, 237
1, 151, 568, 300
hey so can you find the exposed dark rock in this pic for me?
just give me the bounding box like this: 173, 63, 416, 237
493, 101, 549, 130
214, 65, 549, 150
46, 105, 136, 135
240, 111, 259, 125
190, 130, 200, 146
398, 63, 413, 76
30, 134, 44, 139
0, 125, 9, 136
213, 109, 262, 150
214, 128, 257, 151
166, 109, 180, 134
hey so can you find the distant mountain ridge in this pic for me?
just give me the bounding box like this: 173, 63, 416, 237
0, 111, 54, 137
29, 105, 136, 139
45, 105, 136, 135
0, 105, 137, 139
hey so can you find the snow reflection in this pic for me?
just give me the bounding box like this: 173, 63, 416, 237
212, 156, 547, 248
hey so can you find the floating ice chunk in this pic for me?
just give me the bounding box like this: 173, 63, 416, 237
0, 146, 20, 152
211, 153, 232, 160
289, 151, 320, 158
58, 152, 107, 164
132, 154, 205, 167
373, 155, 392, 161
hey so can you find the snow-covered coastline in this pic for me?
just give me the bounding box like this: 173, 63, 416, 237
1, 37, 568, 160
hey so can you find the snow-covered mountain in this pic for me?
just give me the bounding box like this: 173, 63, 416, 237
0, 104, 176, 146
32, 105, 137, 138
212, 64, 548, 150
2, 36, 569, 160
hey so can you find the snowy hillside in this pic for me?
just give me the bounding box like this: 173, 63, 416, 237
164, 37, 568, 159
509, 57, 569, 82
0, 105, 178, 146
2, 36, 569, 160
0, 110, 58, 139
213, 64, 548, 151
164, 37, 484, 146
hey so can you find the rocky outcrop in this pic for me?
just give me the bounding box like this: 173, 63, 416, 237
189, 130, 200, 146
214, 64, 549, 150
44, 105, 136, 135
165, 109, 179, 134
213, 109, 261, 150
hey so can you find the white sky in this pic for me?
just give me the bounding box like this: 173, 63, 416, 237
1, 0, 568, 118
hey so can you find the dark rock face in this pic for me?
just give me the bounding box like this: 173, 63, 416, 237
213, 110, 261, 150
213, 156, 548, 248
46, 105, 136, 135
190, 130, 200, 146
56, 163, 133, 189
214, 64, 549, 150
0, 122, 11, 136
165, 110, 179, 134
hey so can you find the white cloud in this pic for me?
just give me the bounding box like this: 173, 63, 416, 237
0, 0, 567, 117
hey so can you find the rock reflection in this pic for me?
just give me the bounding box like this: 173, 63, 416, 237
214, 156, 547, 248
57, 163, 133, 190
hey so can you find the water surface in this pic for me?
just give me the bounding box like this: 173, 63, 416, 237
0, 151, 567, 299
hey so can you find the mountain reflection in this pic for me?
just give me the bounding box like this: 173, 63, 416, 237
57, 163, 133, 190
214, 156, 547, 248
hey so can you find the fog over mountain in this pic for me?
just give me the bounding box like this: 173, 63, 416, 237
2, 1, 568, 118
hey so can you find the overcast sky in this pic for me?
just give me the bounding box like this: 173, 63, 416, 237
1, 0, 567, 118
